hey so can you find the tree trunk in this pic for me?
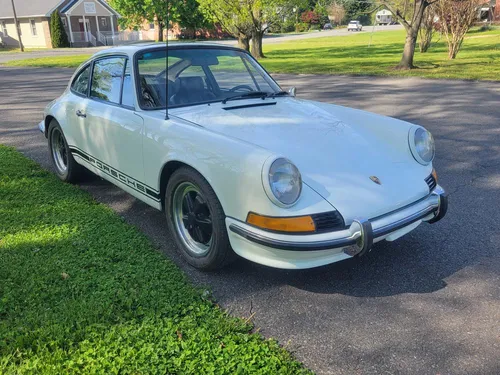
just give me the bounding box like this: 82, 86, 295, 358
419, 30, 432, 53
419, 6, 434, 53
251, 31, 264, 59
157, 22, 164, 42
238, 33, 250, 51
395, 1, 428, 69
396, 31, 418, 69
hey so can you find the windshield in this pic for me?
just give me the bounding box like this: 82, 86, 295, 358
136, 47, 281, 109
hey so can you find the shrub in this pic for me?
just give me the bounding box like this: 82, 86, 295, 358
280, 19, 296, 33
301, 10, 321, 25
50, 12, 70, 48
479, 24, 495, 32
295, 22, 309, 32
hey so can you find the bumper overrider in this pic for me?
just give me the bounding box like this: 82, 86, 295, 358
226, 186, 448, 269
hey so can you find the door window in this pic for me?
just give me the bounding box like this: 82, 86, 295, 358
90, 57, 126, 104
71, 65, 91, 96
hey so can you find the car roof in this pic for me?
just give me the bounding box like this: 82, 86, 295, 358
92, 42, 242, 59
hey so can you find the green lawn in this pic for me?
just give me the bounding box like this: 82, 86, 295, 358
0, 145, 310, 374
3, 28, 499, 80
0, 47, 51, 53
3, 54, 90, 68
261, 28, 500, 81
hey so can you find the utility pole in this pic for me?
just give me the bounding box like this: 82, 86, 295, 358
10, 0, 24, 51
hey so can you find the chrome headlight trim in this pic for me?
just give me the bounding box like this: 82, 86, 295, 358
409, 126, 435, 165
262, 156, 302, 208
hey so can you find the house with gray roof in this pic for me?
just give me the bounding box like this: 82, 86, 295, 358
0, 0, 120, 48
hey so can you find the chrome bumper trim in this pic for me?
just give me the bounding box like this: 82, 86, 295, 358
38, 120, 45, 135
229, 187, 448, 253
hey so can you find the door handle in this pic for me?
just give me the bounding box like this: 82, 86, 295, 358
76, 110, 86, 118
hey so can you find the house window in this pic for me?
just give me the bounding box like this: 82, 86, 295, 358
61, 18, 67, 27
30, 19, 37, 36
149, 23, 155, 30
101, 18, 107, 27
1, 21, 7, 36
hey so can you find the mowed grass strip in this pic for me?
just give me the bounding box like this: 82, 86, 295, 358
3, 28, 498, 80
3, 54, 91, 68
261, 28, 500, 80
0, 145, 310, 374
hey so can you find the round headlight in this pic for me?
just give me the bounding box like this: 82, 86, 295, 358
266, 158, 302, 207
410, 127, 435, 165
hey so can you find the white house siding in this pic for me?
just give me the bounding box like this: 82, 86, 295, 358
0, 17, 51, 48
68, 0, 118, 25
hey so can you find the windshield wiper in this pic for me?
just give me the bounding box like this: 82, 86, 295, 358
222, 91, 270, 104
266, 91, 290, 99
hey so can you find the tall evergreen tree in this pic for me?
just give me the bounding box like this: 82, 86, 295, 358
50, 12, 70, 48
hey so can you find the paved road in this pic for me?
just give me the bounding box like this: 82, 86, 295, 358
0, 25, 403, 64
0, 47, 106, 64
1, 67, 499, 375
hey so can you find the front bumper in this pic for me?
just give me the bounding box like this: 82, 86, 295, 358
227, 186, 448, 269
38, 120, 46, 135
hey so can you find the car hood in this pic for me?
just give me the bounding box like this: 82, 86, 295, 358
172, 98, 431, 221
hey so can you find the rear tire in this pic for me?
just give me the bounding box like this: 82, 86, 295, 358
165, 167, 236, 270
48, 120, 84, 183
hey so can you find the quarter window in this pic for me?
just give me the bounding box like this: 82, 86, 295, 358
71, 65, 91, 96
30, 19, 37, 36
121, 60, 134, 108
90, 57, 126, 104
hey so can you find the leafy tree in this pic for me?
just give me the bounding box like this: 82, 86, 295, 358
109, 0, 145, 30
418, 4, 435, 52
327, 2, 347, 25
50, 12, 70, 48
177, 0, 211, 32
111, 0, 209, 41
198, 0, 271, 58
436, 0, 482, 59
337, 0, 373, 24
376, 0, 436, 69
197, 0, 253, 50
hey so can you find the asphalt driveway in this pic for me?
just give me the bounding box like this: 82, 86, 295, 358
1, 67, 499, 375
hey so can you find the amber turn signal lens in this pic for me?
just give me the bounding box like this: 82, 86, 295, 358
246, 213, 316, 233
432, 168, 438, 183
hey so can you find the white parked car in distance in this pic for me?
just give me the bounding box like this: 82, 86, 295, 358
39, 43, 447, 270
348, 20, 363, 31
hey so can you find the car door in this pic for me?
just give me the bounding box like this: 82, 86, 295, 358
65, 63, 92, 152
78, 56, 145, 184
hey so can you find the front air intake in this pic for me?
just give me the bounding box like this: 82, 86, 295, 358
425, 174, 437, 192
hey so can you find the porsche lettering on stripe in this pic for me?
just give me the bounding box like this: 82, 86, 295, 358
69, 147, 160, 201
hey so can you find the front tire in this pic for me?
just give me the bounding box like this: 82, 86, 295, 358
48, 120, 84, 183
165, 167, 235, 270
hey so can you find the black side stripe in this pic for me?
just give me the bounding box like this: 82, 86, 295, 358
69, 146, 161, 202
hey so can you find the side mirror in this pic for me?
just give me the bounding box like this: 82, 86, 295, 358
288, 87, 296, 97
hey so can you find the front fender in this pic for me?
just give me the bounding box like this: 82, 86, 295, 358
143, 115, 335, 222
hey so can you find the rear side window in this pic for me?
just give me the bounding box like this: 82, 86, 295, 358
90, 57, 126, 104
71, 65, 90, 96
121, 60, 134, 108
